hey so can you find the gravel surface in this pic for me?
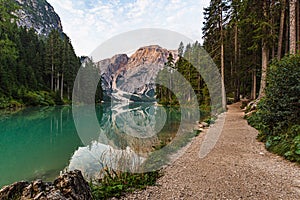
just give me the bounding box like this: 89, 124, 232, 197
122, 102, 300, 199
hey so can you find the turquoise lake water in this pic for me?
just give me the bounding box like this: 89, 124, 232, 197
0, 103, 200, 187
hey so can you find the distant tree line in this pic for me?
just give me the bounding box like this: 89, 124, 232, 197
156, 42, 211, 111
0, 0, 80, 108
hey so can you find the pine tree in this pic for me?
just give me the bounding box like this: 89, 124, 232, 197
45, 30, 63, 92
203, 0, 229, 109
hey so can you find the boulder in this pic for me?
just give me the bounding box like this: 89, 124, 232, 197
200, 122, 209, 128
0, 170, 92, 200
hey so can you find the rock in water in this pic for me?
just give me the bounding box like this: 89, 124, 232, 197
0, 170, 92, 200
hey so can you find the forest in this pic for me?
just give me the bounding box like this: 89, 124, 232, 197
201, 0, 299, 162
0, 0, 80, 108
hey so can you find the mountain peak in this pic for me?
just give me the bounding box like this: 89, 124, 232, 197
14, 0, 63, 36
98, 45, 178, 101
137, 45, 163, 50
129, 45, 176, 67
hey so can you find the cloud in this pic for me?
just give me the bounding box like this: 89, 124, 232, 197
47, 0, 210, 56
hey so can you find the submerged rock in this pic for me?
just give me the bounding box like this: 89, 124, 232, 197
0, 170, 92, 200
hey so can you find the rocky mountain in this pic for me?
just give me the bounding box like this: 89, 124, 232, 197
97, 45, 178, 102
14, 0, 63, 35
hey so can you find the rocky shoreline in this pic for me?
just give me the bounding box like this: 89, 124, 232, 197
0, 170, 92, 200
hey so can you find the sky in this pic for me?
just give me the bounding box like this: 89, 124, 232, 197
47, 0, 210, 56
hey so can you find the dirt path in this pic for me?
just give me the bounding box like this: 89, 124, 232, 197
123, 102, 300, 199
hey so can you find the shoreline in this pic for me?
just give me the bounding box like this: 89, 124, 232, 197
0, 104, 216, 199
121, 102, 300, 199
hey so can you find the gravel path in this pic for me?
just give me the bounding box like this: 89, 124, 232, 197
122, 102, 300, 199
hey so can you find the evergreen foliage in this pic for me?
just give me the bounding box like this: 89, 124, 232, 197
248, 54, 300, 163
155, 42, 210, 110
204, 0, 300, 163
0, 0, 82, 108
202, 0, 299, 101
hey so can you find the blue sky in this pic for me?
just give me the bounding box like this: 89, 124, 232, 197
47, 0, 210, 56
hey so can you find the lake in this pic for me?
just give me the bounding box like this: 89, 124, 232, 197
0, 103, 201, 187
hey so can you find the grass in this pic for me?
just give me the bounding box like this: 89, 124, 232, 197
90, 167, 161, 199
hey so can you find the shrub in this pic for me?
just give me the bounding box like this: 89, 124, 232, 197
23, 91, 42, 106
22, 91, 58, 106
248, 54, 300, 163
9, 99, 23, 108
0, 97, 10, 109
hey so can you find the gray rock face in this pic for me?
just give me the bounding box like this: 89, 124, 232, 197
98, 54, 129, 99
0, 170, 92, 200
14, 0, 63, 36
97, 45, 178, 102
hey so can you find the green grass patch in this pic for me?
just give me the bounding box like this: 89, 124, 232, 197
90, 167, 161, 199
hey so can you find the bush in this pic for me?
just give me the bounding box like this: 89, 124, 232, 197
23, 91, 42, 106
248, 54, 300, 163
0, 97, 9, 109
0, 90, 64, 109
22, 91, 58, 106
8, 99, 23, 108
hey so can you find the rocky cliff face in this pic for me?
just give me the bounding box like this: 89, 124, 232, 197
14, 0, 63, 35
98, 45, 178, 101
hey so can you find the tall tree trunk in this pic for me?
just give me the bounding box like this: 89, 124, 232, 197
236, 78, 241, 100
271, 0, 276, 59
297, 0, 300, 51
56, 73, 60, 92
290, 0, 297, 54
230, 61, 233, 90
278, 0, 286, 59
251, 69, 257, 100
51, 36, 54, 91
50, 35, 55, 92
285, 14, 290, 54
259, 42, 269, 99
169, 73, 172, 102
259, 1, 270, 99
61, 73, 64, 99
198, 74, 201, 98
51, 63, 54, 91
220, 7, 226, 110
234, 23, 240, 102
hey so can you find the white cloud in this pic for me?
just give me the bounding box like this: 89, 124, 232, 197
47, 0, 210, 56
